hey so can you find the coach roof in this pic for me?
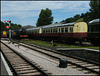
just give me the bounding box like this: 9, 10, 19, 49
89, 19, 100, 24
27, 22, 76, 31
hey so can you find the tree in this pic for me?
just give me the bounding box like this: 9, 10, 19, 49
22, 25, 35, 30
73, 14, 81, 21
89, 0, 100, 19
36, 8, 53, 27
80, 13, 85, 18
0, 21, 22, 31
54, 22, 58, 24
60, 0, 100, 24
60, 14, 81, 23
83, 0, 100, 23
83, 12, 91, 23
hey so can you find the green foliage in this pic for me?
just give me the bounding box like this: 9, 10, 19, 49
54, 22, 58, 24
60, 14, 81, 23
21, 39, 99, 50
89, 0, 100, 19
60, 0, 99, 23
83, 0, 100, 23
0, 21, 22, 32
76, 18, 84, 22
36, 8, 53, 27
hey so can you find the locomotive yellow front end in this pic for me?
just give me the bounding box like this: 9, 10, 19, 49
73, 22, 87, 38
2, 31, 7, 38
73, 22, 87, 44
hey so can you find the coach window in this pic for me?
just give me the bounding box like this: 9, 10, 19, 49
64, 27, 65, 33
49, 28, 51, 33
55, 28, 57, 33
47, 29, 49, 33
44, 29, 46, 33
36, 30, 37, 33
59, 28, 61, 33
49, 29, 51, 33
30, 31, 32, 34
57, 28, 59, 33
65, 27, 68, 33
52, 28, 54, 33
50, 28, 51, 33
51, 28, 53, 33
46, 29, 47, 33
70, 27, 73, 32
37, 30, 39, 33
45, 29, 46, 33
61, 28, 64, 33
46, 29, 48, 33
46, 29, 49, 33
35, 30, 36, 34
53, 28, 55, 33
58, 28, 61, 33
48, 29, 50, 33
36, 30, 38, 33
53, 28, 56, 33
43, 29, 44, 33
44, 29, 45, 33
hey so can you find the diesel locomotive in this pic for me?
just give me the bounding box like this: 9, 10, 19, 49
87, 19, 99, 45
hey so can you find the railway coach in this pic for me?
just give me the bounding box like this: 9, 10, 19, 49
26, 22, 87, 44
87, 19, 100, 46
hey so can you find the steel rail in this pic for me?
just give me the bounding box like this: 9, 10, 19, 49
14, 39, 99, 65
1, 41, 50, 76
10, 39, 99, 74
0, 48, 19, 76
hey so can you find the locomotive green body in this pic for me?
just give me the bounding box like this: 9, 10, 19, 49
88, 19, 100, 45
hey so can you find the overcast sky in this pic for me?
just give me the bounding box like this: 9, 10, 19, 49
1, 1, 90, 26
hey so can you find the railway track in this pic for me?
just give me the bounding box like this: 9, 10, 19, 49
1, 39, 100, 75
1, 41, 51, 76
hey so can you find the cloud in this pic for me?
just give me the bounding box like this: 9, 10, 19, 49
1, 1, 90, 26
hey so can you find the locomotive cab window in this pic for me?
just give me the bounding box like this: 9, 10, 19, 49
89, 24, 99, 32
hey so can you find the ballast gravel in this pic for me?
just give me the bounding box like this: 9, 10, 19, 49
1, 40, 97, 75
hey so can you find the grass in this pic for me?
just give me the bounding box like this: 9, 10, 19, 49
21, 39, 99, 50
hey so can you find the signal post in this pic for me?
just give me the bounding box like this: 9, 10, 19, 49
4, 20, 11, 39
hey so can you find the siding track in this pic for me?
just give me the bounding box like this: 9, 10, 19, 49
1, 39, 100, 75
1, 41, 50, 76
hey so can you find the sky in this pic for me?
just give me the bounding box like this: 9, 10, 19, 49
1, 1, 90, 26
